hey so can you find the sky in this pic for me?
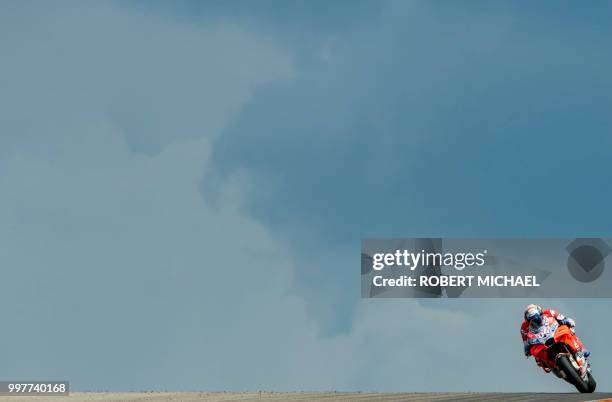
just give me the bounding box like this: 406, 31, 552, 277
1, 0, 611, 392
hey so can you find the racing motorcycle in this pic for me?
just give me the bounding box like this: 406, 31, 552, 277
529, 322, 596, 393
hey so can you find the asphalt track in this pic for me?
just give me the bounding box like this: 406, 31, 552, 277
2, 393, 611, 401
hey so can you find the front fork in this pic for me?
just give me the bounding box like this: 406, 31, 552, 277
568, 331, 591, 375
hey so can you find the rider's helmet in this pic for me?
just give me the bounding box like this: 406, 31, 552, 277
524, 304, 543, 327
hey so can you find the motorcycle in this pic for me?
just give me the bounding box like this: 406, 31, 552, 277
529, 323, 596, 393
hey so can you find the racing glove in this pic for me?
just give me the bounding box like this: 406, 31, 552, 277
552, 310, 575, 328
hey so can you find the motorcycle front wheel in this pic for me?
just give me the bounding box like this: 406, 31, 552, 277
556, 355, 593, 393
586, 371, 597, 393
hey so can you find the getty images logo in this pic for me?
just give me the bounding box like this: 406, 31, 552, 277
566, 238, 611, 283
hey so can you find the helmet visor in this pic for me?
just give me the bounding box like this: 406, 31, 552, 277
528, 313, 542, 327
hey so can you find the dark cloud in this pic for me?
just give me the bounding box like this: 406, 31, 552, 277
209, 1, 612, 243
206, 0, 612, 334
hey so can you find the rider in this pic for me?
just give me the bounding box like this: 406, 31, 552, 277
521, 304, 589, 372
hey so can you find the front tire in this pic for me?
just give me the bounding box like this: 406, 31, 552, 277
586, 372, 597, 393
556, 355, 590, 393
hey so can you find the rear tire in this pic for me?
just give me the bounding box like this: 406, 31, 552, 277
556, 355, 590, 393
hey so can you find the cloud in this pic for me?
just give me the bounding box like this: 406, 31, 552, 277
0, 1, 293, 153
206, 0, 612, 352
1, 0, 611, 393
0, 0, 339, 391
0, 111, 334, 389
209, 0, 612, 244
